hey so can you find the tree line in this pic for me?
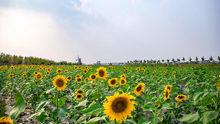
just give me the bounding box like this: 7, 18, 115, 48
126, 56, 220, 65
0, 53, 75, 65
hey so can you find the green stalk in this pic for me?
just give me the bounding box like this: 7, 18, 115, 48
56, 91, 59, 124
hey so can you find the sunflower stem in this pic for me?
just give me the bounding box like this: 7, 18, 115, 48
10, 78, 14, 99
56, 91, 59, 124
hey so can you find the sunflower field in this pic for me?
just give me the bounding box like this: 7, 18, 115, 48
0, 64, 220, 124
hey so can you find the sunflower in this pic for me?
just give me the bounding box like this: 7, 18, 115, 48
56, 69, 62, 74
83, 69, 88, 74
134, 83, 145, 96
35, 72, 42, 80
10, 65, 14, 70
0, 116, 13, 124
120, 74, 126, 79
8, 73, 14, 79
75, 93, 84, 101
46, 71, 50, 75
164, 84, 172, 92
119, 78, 126, 85
75, 74, 81, 78
103, 92, 136, 123
75, 89, 84, 94
163, 85, 172, 101
66, 76, 72, 81
47, 68, 51, 72
108, 78, 117, 87
175, 94, 187, 103
89, 74, 97, 81
84, 77, 89, 82
109, 66, 113, 70
52, 75, 67, 91
74, 66, 78, 70
75, 77, 82, 83
122, 68, 127, 73
64, 70, 68, 73
22, 73, 27, 78
96, 67, 108, 79
163, 90, 170, 101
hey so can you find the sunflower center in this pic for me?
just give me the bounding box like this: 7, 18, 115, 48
165, 91, 169, 97
111, 80, 116, 85
37, 74, 41, 78
136, 86, 142, 92
77, 94, 82, 98
56, 79, 64, 87
98, 70, 105, 77
111, 97, 128, 113
77, 78, 81, 82
121, 79, 125, 84
178, 95, 184, 99
91, 75, 96, 79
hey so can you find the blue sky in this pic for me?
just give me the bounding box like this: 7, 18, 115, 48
0, 0, 219, 63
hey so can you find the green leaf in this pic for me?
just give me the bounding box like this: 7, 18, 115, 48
46, 88, 54, 94
193, 92, 203, 101
76, 99, 88, 107
36, 100, 50, 111
126, 119, 137, 124
9, 92, 26, 119
77, 115, 89, 123
86, 116, 106, 124
58, 97, 67, 107
28, 109, 44, 119
82, 101, 102, 115
36, 112, 47, 123
178, 112, 199, 123
193, 92, 203, 105
200, 111, 219, 124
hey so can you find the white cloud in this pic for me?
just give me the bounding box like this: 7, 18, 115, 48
72, 0, 94, 15
0, 7, 74, 62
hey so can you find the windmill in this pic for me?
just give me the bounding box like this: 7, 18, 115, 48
76, 56, 82, 65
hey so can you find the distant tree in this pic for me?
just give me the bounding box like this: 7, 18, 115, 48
209, 56, 213, 62
195, 57, 198, 63
201, 56, 205, 62
189, 57, 192, 63
171, 58, 175, 64
182, 57, 185, 62
167, 59, 170, 64
218, 56, 220, 63
157, 60, 160, 64
177, 59, 180, 63
140, 60, 142, 63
